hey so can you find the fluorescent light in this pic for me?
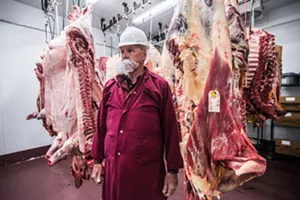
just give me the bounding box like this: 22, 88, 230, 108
85, 0, 99, 6
132, 0, 175, 25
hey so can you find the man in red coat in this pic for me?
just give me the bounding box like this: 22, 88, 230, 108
91, 26, 183, 200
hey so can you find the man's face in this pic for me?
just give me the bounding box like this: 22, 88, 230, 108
120, 45, 147, 66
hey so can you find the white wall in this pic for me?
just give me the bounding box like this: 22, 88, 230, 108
0, 21, 52, 155
0, 0, 114, 155
255, 1, 300, 74
246, 1, 300, 141
93, 30, 120, 57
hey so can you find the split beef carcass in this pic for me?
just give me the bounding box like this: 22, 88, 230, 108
243, 28, 285, 126
243, 29, 267, 126
25, 38, 64, 137
27, 5, 103, 188
225, 1, 249, 90
162, 0, 266, 199
26, 27, 67, 140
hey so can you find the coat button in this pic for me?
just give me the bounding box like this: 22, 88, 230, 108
117, 152, 121, 156
133, 91, 136, 94
120, 130, 123, 133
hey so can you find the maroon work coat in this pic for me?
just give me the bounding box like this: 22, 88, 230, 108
91, 68, 183, 200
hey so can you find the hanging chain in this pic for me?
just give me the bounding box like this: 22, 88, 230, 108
103, 32, 107, 56
43, 0, 62, 43
149, 0, 153, 44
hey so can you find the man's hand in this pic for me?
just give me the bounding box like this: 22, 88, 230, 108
91, 163, 103, 184
162, 172, 178, 197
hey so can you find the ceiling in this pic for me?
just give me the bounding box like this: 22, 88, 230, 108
14, 0, 300, 39
14, 0, 163, 30
251, 0, 300, 11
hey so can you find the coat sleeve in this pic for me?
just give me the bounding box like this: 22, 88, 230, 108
91, 85, 109, 162
161, 81, 184, 172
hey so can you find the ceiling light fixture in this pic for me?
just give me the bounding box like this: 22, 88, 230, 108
132, 0, 175, 25
85, 0, 99, 6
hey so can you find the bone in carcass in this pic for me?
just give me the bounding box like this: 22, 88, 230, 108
65, 5, 98, 155
249, 30, 284, 118
243, 30, 262, 125
60, 5, 102, 182
163, 0, 266, 199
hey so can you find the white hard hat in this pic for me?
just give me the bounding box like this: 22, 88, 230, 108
118, 26, 149, 49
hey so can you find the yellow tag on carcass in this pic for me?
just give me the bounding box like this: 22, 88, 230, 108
208, 90, 220, 113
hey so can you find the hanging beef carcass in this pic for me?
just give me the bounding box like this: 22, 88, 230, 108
225, 1, 249, 89
225, 2, 284, 127
27, 5, 102, 187
26, 36, 65, 137
225, 1, 249, 131
162, 0, 266, 199
26, 25, 68, 145
243, 28, 285, 126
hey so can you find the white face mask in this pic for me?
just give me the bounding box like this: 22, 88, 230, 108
116, 59, 139, 76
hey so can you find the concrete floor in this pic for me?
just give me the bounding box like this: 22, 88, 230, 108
0, 155, 299, 200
